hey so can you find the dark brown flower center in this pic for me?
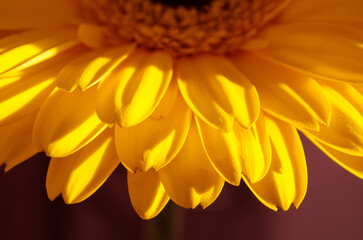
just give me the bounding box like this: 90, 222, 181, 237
79, 0, 291, 57
151, 0, 213, 9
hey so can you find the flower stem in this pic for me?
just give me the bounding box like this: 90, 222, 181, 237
146, 203, 184, 240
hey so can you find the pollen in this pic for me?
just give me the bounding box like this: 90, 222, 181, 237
79, 0, 290, 57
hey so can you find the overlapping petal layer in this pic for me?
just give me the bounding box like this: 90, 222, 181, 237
33, 87, 107, 157
196, 112, 271, 186
158, 119, 225, 209
245, 115, 307, 211
0, 28, 78, 75
177, 55, 260, 132
232, 52, 331, 131
115, 93, 192, 172
56, 44, 135, 91
96, 50, 173, 127
0, 0, 363, 221
304, 82, 363, 156
46, 128, 119, 204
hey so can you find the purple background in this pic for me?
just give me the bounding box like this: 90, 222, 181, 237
1, 135, 363, 240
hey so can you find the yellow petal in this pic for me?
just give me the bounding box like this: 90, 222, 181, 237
46, 128, 119, 203
196, 113, 270, 186
33, 87, 107, 158
78, 24, 107, 49
232, 52, 331, 130
0, 63, 63, 126
241, 38, 269, 51
0, 42, 85, 84
195, 116, 243, 186
258, 22, 363, 83
353, 84, 363, 95
158, 119, 224, 209
277, 0, 363, 23
151, 76, 178, 119
245, 115, 307, 211
0, 0, 79, 29
303, 82, 363, 156
96, 50, 173, 127
128, 170, 170, 220
115, 93, 191, 172
0, 112, 39, 171
0, 28, 78, 75
56, 44, 134, 92
307, 136, 363, 179
177, 54, 260, 131
241, 112, 272, 184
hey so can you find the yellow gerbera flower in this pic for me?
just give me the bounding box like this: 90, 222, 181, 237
1, 0, 363, 219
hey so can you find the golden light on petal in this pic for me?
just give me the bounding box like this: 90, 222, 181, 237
1, 0, 363, 220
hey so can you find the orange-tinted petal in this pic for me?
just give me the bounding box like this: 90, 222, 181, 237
258, 22, 363, 83
277, 0, 363, 23
0, 0, 79, 29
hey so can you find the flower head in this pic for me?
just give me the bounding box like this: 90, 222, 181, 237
1, 0, 363, 219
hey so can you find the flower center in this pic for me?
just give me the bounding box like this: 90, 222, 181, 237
79, 0, 290, 57
151, 0, 213, 9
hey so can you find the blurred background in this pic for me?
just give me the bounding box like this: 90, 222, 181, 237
1, 135, 363, 240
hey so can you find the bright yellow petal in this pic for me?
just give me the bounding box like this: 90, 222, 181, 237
158, 119, 224, 209
0, 0, 79, 29
304, 81, 363, 156
33, 87, 107, 158
0, 63, 62, 125
115, 93, 191, 172
151, 76, 178, 119
96, 50, 173, 127
46, 128, 119, 203
245, 115, 307, 211
0, 28, 78, 75
232, 52, 331, 130
258, 22, 363, 83
195, 116, 243, 186
56, 44, 134, 92
0, 112, 39, 171
196, 112, 270, 186
128, 170, 170, 220
177, 54, 260, 132
241, 112, 272, 184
